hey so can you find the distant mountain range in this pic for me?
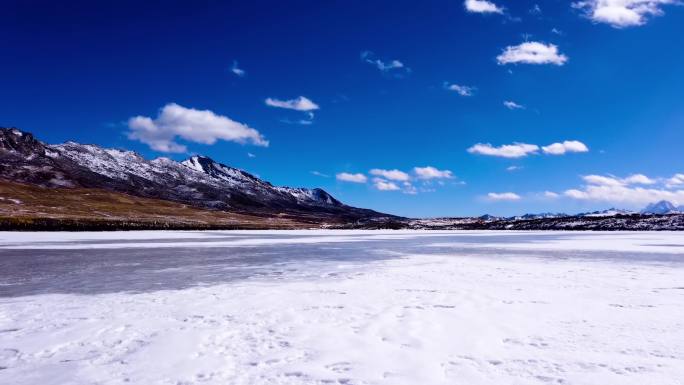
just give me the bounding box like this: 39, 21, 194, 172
0, 127, 392, 229
1, 127, 682, 231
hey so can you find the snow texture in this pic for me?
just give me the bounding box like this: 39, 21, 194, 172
1, 230, 683, 385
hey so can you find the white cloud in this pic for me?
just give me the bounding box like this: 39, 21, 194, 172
503, 100, 525, 110
336, 172, 367, 183
487, 192, 522, 201
360, 51, 411, 76
464, 0, 504, 14
565, 185, 684, 206
497, 42, 568, 65
247, 152, 256, 158
468, 143, 540, 158
541, 140, 589, 155
445, 83, 476, 96
572, 0, 677, 28
623, 173, 656, 185
530, 4, 542, 14
583, 174, 624, 186
369, 169, 411, 181
666, 173, 684, 187
127, 103, 268, 153
265, 96, 319, 112
583, 173, 656, 186
544, 191, 560, 198
231, 61, 245, 77
373, 178, 401, 191
507, 165, 523, 171
413, 166, 454, 180
565, 173, 684, 206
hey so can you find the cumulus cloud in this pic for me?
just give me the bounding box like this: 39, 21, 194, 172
370, 169, 411, 181
541, 140, 589, 155
231, 61, 245, 77
127, 103, 268, 153
468, 143, 540, 158
464, 0, 504, 14
361, 51, 411, 77
564, 173, 684, 206
487, 192, 522, 201
572, 0, 677, 28
445, 83, 476, 96
497, 42, 568, 65
503, 100, 525, 110
469, 140, 589, 158
265, 96, 319, 111
623, 173, 657, 185
413, 166, 454, 180
336, 172, 367, 183
373, 178, 401, 191
565, 185, 684, 205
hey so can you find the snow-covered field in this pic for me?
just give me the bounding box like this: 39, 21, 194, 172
1, 231, 683, 385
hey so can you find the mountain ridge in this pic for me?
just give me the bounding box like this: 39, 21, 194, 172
0, 127, 390, 224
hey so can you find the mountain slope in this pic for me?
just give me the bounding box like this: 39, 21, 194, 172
0, 180, 311, 230
0, 127, 390, 224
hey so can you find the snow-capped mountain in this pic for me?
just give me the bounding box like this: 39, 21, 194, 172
641, 201, 682, 215
0, 127, 381, 220
579, 208, 635, 217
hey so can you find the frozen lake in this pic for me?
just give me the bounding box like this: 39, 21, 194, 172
1, 230, 683, 384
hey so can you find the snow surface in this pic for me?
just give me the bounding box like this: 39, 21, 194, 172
1, 231, 683, 385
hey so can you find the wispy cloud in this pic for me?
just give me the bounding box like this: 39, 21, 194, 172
529, 4, 542, 15
361, 51, 411, 77
265, 96, 319, 111
503, 100, 525, 110
230, 61, 246, 77
464, 0, 504, 14
311, 171, 330, 178
487, 192, 522, 201
444, 82, 476, 96
497, 42, 568, 65
336, 172, 367, 183
127, 103, 267, 153
572, 0, 677, 28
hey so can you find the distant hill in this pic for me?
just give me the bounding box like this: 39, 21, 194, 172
641, 200, 683, 215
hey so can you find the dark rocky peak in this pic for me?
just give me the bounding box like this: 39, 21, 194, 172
0, 127, 50, 156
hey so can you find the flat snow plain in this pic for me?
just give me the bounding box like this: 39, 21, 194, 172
1, 230, 683, 385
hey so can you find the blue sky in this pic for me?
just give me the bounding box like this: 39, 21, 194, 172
1, 0, 683, 217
